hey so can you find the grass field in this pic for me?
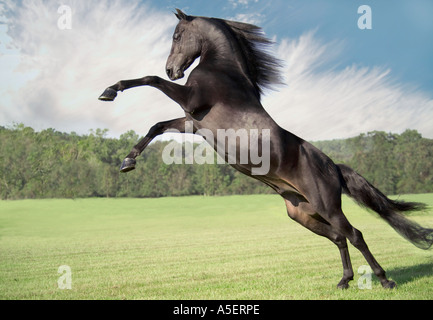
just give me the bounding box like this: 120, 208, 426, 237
1, 194, 432, 300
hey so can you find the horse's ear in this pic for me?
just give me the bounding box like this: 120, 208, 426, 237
174, 8, 189, 21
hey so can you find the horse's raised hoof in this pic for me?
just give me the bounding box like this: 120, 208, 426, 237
381, 280, 397, 289
98, 88, 118, 101
120, 158, 136, 173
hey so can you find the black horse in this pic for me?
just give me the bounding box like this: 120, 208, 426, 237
99, 9, 432, 289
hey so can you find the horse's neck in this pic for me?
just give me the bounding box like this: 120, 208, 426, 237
200, 29, 250, 80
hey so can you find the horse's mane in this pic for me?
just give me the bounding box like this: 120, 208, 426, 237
175, 9, 284, 98
217, 19, 284, 98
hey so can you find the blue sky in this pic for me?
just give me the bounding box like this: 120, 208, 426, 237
1, 0, 432, 140
168, 0, 433, 92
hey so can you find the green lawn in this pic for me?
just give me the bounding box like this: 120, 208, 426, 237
1, 194, 432, 300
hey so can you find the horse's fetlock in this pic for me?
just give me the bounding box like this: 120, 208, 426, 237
116, 81, 125, 92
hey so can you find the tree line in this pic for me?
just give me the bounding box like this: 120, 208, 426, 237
0, 124, 432, 200
313, 129, 433, 195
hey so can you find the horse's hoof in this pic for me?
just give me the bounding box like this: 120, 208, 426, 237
337, 281, 350, 290
120, 158, 136, 173
382, 280, 397, 289
98, 88, 117, 101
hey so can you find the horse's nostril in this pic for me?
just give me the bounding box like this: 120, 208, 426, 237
166, 68, 172, 78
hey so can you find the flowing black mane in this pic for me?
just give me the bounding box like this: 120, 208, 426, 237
212, 18, 284, 98
173, 9, 283, 98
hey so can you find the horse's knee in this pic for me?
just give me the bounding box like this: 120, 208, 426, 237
147, 122, 165, 138
149, 122, 163, 133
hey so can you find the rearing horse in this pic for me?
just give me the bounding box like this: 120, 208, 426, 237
99, 9, 432, 289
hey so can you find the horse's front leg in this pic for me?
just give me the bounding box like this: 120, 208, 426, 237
99, 76, 192, 112
120, 117, 194, 172
98, 76, 155, 101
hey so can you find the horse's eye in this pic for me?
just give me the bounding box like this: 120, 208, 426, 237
173, 33, 181, 42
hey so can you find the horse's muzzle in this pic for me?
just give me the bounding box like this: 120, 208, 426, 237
166, 67, 184, 81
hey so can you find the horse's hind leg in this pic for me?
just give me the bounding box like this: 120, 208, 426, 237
296, 173, 396, 288
325, 208, 396, 289
283, 196, 354, 289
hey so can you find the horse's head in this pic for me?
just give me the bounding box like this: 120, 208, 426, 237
166, 9, 202, 81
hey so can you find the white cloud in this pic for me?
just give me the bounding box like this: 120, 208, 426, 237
229, 0, 259, 9
1, 1, 432, 142
228, 13, 263, 25
0, 0, 181, 136
263, 32, 433, 140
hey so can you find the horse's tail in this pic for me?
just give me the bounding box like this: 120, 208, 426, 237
337, 163, 433, 250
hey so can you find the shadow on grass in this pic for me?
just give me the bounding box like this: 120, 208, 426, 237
384, 262, 433, 286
